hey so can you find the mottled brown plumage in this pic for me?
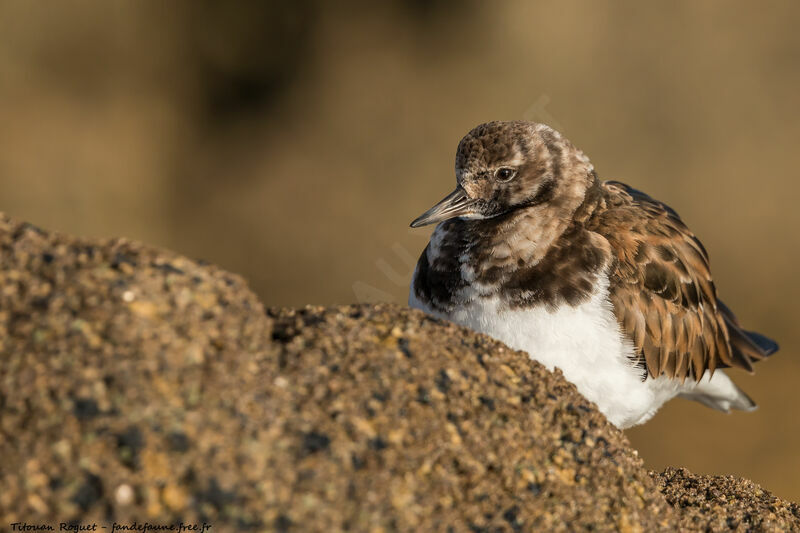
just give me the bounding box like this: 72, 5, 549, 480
587, 181, 775, 381
410, 120, 777, 388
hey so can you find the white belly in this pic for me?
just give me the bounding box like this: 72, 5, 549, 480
409, 275, 682, 428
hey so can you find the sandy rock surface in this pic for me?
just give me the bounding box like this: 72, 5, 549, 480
0, 213, 797, 531
653, 467, 800, 532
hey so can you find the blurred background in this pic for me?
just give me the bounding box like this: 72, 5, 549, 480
1, 0, 798, 501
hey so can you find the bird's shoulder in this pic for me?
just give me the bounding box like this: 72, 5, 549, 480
583, 180, 710, 277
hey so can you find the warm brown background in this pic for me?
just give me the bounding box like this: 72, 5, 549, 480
1, 0, 797, 501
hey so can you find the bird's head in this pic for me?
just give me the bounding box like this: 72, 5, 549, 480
410, 121, 595, 228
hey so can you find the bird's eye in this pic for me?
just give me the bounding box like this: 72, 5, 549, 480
495, 167, 516, 181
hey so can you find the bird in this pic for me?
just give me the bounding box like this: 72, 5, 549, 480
408, 120, 778, 428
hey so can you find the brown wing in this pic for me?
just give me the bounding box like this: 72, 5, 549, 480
594, 181, 776, 382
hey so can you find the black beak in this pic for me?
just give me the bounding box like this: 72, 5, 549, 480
410, 186, 480, 228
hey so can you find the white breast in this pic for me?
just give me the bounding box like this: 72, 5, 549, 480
409, 272, 682, 428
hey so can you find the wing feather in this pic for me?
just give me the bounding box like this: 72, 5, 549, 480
595, 181, 777, 381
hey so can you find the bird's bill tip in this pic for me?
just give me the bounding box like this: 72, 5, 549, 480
409, 187, 479, 228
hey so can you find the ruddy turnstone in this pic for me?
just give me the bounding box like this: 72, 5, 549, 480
409, 121, 778, 428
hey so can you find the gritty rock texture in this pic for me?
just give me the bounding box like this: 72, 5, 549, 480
0, 214, 272, 526
0, 212, 797, 532
263, 305, 674, 532
653, 468, 800, 532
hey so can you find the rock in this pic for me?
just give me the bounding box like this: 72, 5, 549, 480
653, 467, 800, 532
262, 305, 677, 532
0, 212, 797, 531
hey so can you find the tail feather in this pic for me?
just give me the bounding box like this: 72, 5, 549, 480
743, 329, 779, 356
717, 299, 779, 371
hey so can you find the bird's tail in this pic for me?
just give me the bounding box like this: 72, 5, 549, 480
717, 299, 779, 372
